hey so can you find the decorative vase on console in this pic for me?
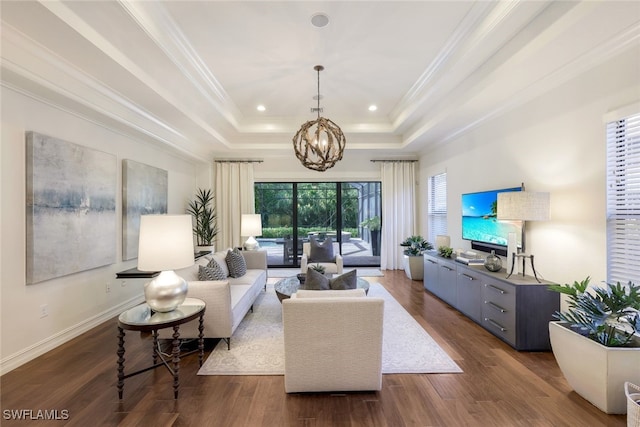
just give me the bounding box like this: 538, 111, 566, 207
484, 250, 502, 272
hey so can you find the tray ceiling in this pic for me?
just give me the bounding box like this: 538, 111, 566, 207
1, 1, 639, 161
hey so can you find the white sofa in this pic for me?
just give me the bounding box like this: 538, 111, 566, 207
158, 249, 267, 349
282, 288, 384, 393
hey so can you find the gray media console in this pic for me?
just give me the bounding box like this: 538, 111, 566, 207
423, 251, 559, 351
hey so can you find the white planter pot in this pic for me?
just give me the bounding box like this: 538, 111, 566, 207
549, 321, 640, 414
196, 245, 215, 253
403, 255, 424, 280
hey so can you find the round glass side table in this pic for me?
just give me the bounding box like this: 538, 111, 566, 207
116, 297, 205, 399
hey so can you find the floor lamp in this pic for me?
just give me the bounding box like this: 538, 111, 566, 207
497, 190, 550, 282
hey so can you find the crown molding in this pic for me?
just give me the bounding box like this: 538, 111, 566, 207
37, 0, 232, 147
1, 25, 217, 155
391, 1, 528, 129
403, 3, 640, 150
118, 0, 242, 128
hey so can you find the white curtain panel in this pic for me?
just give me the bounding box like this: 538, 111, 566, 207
380, 162, 417, 270
215, 162, 256, 250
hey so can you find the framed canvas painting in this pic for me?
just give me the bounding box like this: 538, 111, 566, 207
122, 160, 168, 260
25, 132, 117, 284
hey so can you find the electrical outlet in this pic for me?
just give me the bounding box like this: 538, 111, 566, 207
106, 282, 111, 293
40, 304, 48, 318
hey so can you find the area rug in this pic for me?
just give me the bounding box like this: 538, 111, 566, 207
197, 283, 462, 376
268, 268, 383, 278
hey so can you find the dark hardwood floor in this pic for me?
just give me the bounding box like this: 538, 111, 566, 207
0, 270, 626, 426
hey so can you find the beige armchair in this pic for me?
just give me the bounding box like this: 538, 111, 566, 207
282, 289, 384, 393
300, 242, 343, 274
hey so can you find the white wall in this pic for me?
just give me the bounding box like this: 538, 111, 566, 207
418, 48, 640, 286
0, 87, 212, 373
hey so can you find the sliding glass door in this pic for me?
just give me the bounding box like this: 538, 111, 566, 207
255, 182, 381, 268
343, 182, 381, 262
254, 183, 295, 266
297, 182, 337, 240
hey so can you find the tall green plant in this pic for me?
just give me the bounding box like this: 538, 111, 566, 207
548, 277, 640, 347
186, 188, 218, 246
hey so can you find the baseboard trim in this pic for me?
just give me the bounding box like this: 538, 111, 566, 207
0, 295, 144, 375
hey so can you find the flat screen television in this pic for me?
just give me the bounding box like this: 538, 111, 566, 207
461, 186, 523, 257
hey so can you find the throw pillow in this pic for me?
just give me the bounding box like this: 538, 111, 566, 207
176, 256, 209, 281
309, 236, 334, 262
302, 267, 330, 290
226, 248, 247, 278
211, 251, 230, 277
204, 258, 227, 279
198, 264, 226, 281
329, 269, 357, 290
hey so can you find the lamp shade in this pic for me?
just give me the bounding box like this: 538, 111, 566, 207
138, 214, 195, 272
435, 235, 450, 249
241, 214, 262, 236
497, 192, 550, 221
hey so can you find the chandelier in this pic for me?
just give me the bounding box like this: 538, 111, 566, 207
293, 65, 346, 171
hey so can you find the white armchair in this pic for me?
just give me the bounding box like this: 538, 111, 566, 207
282, 289, 384, 393
300, 242, 343, 274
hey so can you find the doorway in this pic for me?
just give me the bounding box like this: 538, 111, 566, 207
254, 182, 381, 268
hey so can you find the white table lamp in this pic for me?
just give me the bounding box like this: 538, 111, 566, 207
497, 190, 550, 282
241, 214, 262, 251
138, 214, 194, 312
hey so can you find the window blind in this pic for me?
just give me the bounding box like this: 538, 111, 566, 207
606, 112, 640, 285
428, 172, 447, 244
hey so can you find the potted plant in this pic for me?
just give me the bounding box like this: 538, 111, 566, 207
548, 277, 640, 414
310, 263, 326, 275
186, 188, 218, 252
438, 246, 453, 258
400, 235, 433, 280
311, 263, 326, 274
360, 216, 381, 256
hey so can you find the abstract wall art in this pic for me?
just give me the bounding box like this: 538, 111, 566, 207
25, 131, 117, 284
122, 159, 168, 260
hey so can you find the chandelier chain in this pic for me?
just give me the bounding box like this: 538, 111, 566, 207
316, 66, 321, 119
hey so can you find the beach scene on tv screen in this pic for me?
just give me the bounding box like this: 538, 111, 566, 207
462, 188, 522, 247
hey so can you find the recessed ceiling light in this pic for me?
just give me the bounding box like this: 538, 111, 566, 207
257, 105, 266, 112
311, 13, 330, 28
368, 105, 378, 112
